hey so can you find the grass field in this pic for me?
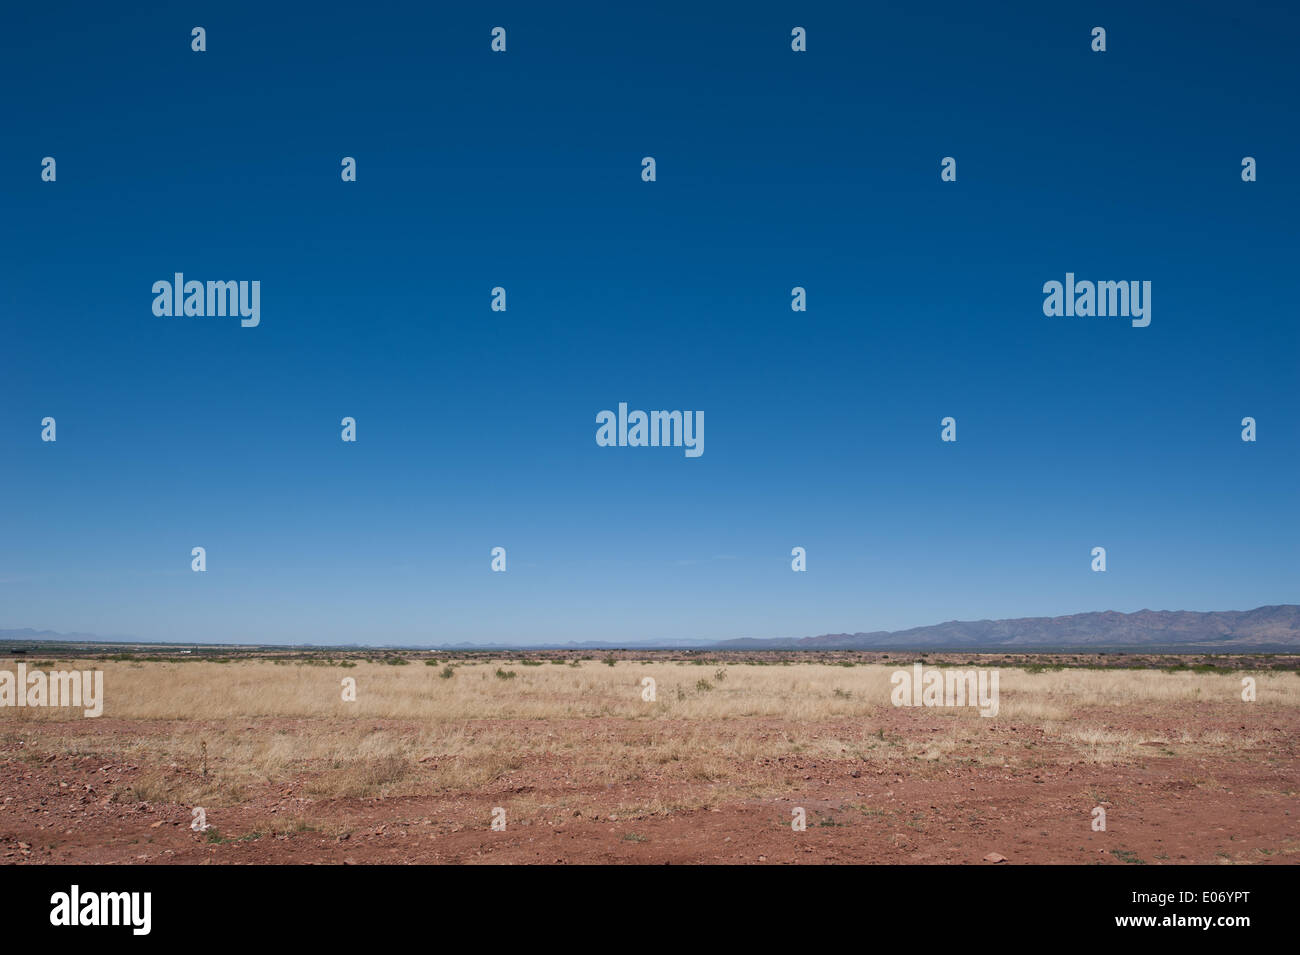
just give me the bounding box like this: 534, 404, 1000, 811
2, 654, 1297, 863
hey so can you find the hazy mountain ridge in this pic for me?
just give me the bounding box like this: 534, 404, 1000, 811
716, 605, 1300, 650
0, 627, 114, 643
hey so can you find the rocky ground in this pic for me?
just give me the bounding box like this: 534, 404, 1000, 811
3, 701, 1295, 864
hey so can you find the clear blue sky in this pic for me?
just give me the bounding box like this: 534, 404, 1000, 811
2, 2, 1297, 645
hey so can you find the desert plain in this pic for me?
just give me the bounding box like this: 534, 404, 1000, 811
1, 650, 1296, 865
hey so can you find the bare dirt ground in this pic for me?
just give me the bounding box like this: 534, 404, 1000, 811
1, 655, 1296, 864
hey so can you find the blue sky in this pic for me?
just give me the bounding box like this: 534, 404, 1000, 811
2, 2, 1297, 645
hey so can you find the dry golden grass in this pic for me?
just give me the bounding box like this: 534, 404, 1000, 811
3, 660, 1295, 809
5, 659, 1293, 721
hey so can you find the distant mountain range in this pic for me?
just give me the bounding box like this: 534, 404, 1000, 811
3, 606, 1299, 651
713, 605, 1300, 651
0, 627, 117, 644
